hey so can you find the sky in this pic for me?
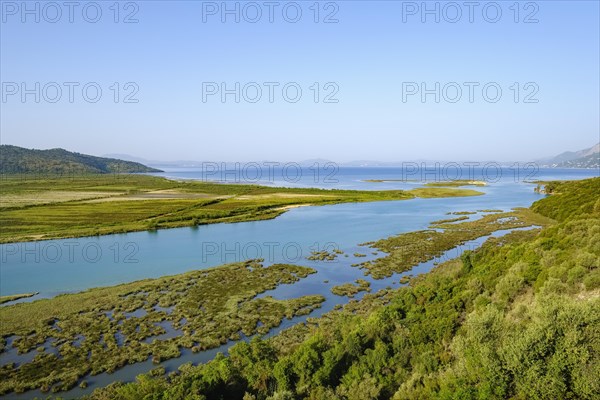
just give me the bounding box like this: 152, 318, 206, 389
1, 0, 599, 162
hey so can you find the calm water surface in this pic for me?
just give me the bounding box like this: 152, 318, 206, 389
2, 167, 597, 298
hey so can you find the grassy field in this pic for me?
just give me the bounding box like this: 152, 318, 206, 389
0, 174, 482, 243
0, 260, 324, 394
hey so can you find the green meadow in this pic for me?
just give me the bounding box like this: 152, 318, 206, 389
0, 174, 481, 243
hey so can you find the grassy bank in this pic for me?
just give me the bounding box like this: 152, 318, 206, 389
0, 174, 482, 243
0, 293, 38, 305
355, 208, 554, 279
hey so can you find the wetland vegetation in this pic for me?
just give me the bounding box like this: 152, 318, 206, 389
425, 180, 487, 187
428, 216, 469, 225
0, 293, 38, 305
0, 174, 482, 243
330, 280, 371, 298
447, 210, 477, 215
354, 208, 554, 279
306, 249, 344, 262
0, 260, 324, 394
2, 177, 598, 399
78, 177, 599, 400
363, 179, 486, 187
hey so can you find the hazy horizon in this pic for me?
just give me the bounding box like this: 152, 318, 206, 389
2, 1, 599, 161
2, 142, 598, 165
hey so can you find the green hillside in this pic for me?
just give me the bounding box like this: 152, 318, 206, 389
83, 178, 599, 400
0, 145, 162, 174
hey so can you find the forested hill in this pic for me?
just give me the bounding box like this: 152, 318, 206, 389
85, 177, 599, 400
0, 145, 162, 174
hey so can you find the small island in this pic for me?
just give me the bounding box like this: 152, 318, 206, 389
425, 180, 487, 187
0, 292, 39, 305
331, 279, 371, 297
307, 249, 344, 261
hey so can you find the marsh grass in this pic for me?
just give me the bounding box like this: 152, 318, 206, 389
78, 178, 599, 400
331, 279, 371, 297
429, 216, 469, 225
0, 293, 38, 305
408, 187, 483, 198
425, 180, 487, 187
356, 209, 555, 279
306, 249, 343, 261
0, 175, 481, 243
0, 260, 324, 394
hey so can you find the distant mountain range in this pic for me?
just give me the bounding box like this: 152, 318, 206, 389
0, 145, 162, 174
105, 150, 600, 169
104, 155, 516, 168
3, 142, 596, 175
537, 143, 599, 169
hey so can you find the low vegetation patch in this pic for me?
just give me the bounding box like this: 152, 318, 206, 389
356, 208, 555, 279
429, 215, 469, 225
331, 279, 371, 297
81, 178, 599, 400
0, 175, 482, 243
425, 180, 487, 187
447, 210, 477, 215
0, 260, 324, 394
0, 293, 38, 305
409, 187, 483, 198
306, 249, 343, 261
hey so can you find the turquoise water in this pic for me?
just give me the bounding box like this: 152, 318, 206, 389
0, 226, 537, 400
2, 178, 544, 298
1, 168, 598, 299
150, 165, 599, 190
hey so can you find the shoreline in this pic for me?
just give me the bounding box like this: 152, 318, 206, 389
0, 174, 483, 244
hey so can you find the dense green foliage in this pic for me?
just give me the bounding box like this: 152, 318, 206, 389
532, 178, 600, 221
82, 178, 599, 400
0, 145, 161, 174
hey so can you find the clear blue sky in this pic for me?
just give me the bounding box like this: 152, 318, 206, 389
1, 0, 599, 162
